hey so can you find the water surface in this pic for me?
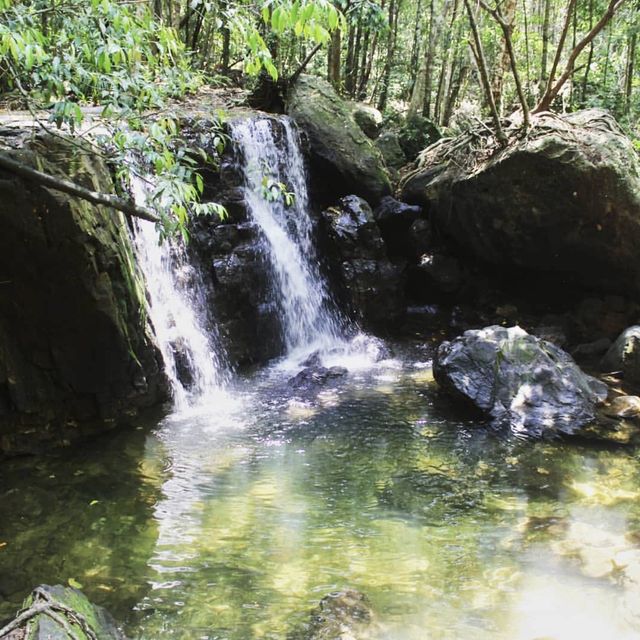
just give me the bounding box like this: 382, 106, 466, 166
1, 346, 639, 640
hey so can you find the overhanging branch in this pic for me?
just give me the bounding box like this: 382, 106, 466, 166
0, 152, 160, 223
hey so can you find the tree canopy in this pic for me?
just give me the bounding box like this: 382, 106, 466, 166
0, 0, 638, 233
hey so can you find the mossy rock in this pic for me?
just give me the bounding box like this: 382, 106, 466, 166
0, 130, 169, 455
286, 75, 391, 204
2, 585, 126, 639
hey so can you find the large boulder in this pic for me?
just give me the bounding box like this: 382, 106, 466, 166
320, 196, 404, 331
1, 585, 126, 639
0, 130, 168, 456
601, 326, 640, 384
433, 325, 608, 438
286, 75, 391, 204
400, 109, 640, 296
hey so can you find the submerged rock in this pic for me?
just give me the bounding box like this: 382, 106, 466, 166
433, 325, 608, 438
601, 326, 640, 384
296, 589, 376, 640
320, 196, 404, 331
1, 584, 126, 639
400, 109, 640, 296
289, 365, 348, 392
287, 75, 391, 204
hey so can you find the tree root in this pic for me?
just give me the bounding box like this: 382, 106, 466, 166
0, 587, 99, 640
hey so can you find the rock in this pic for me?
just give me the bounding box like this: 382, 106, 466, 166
351, 103, 383, 139
320, 196, 405, 331
300, 589, 375, 640
532, 324, 568, 348
0, 131, 169, 456
288, 365, 348, 392
374, 132, 407, 175
287, 75, 391, 204
433, 325, 609, 438
604, 395, 640, 418
397, 114, 441, 160
572, 337, 612, 362
187, 117, 288, 367
373, 196, 425, 260
573, 296, 635, 343
400, 109, 640, 297
412, 253, 463, 295
3, 585, 126, 639
601, 326, 640, 384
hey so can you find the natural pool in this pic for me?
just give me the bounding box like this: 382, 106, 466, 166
1, 345, 639, 639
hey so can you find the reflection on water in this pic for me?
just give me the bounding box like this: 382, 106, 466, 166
1, 346, 640, 639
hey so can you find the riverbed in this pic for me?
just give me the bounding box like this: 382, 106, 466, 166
1, 344, 639, 639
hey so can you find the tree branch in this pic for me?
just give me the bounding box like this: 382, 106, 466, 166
463, 0, 508, 146
534, 0, 628, 113
0, 152, 160, 223
479, 0, 530, 129
288, 43, 324, 86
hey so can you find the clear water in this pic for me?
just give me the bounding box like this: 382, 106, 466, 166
1, 346, 639, 640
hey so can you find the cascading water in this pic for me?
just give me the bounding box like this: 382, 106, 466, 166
230, 117, 348, 360
130, 177, 229, 408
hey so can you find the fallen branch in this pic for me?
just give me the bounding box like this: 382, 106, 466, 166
0, 152, 160, 223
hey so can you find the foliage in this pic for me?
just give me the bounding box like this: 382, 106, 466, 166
0, 0, 343, 239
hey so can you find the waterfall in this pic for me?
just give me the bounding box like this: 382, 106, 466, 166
130, 177, 229, 408
230, 117, 346, 360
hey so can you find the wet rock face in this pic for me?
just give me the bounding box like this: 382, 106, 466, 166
319, 195, 405, 332
0, 132, 169, 456
433, 325, 608, 438
189, 217, 284, 367
400, 109, 640, 297
286, 75, 391, 205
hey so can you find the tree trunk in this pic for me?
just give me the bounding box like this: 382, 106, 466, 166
625, 31, 637, 113
422, 0, 440, 118
442, 62, 468, 125
408, 0, 424, 97
539, 0, 551, 95
491, 0, 516, 115
534, 0, 628, 113
328, 29, 342, 91
580, 0, 595, 103
464, 0, 507, 145
377, 0, 400, 111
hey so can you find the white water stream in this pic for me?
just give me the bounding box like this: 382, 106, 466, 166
230, 117, 344, 356
130, 178, 229, 409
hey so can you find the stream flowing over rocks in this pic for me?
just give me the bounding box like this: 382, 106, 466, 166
3, 81, 640, 639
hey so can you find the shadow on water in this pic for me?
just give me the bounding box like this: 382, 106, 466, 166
0, 416, 168, 625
